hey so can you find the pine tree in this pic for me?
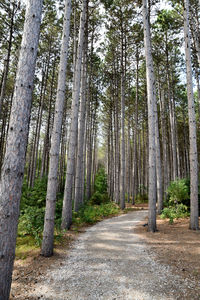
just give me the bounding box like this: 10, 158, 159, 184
0, 0, 43, 298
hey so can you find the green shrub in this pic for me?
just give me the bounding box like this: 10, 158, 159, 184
161, 203, 189, 224
135, 193, 148, 203
19, 177, 64, 245
90, 167, 109, 205
94, 168, 108, 194
166, 179, 189, 206
18, 206, 45, 245
90, 191, 109, 205
72, 202, 120, 225
20, 177, 48, 209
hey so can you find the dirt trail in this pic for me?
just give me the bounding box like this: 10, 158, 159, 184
15, 210, 200, 299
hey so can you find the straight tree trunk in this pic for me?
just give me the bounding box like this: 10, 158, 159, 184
165, 36, 177, 180
61, 0, 87, 230
155, 101, 163, 214
114, 86, 120, 204
120, 39, 125, 210
28, 68, 46, 187
132, 51, 139, 204
31, 56, 50, 187
0, 3, 15, 115
142, 0, 157, 232
74, 41, 87, 212
41, 0, 72, 257
127, 108, 131, 202
0, 1, 43, 298
184, 0, 199, 230
40, 57, 56, 178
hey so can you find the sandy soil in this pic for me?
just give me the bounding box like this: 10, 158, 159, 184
10, 209, 200, 300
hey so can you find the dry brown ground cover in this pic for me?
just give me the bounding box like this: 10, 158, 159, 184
135, 214, 200, 285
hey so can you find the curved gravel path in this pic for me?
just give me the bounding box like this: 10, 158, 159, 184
31, 210, 199, 300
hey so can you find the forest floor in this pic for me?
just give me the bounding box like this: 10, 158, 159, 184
10, 205, 200, 300
135, 214, 200, 288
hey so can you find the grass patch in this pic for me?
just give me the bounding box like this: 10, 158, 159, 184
16, 236, 39, 259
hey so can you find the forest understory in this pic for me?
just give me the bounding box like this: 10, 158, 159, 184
10, 204, 200, 300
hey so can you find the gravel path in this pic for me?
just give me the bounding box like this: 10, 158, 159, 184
31, 210, 199, 300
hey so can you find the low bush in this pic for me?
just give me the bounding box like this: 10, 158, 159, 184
135, 193, 148, 203
161, 178, 191, 224
90, 191, 109, 205
18, 206, 45, 246
161, 203, 189, 224
94, 168, 108, 194
73, 202, 120, 226
90, 168, 110, 205
18, 177, 64, 246
166, 179, 189, 206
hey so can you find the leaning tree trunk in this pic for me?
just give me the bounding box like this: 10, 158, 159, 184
0, 1, 43, 298
61, 0, 87, 230
142, 0, 157, 232
184, 0, 199, 230
41, 0, 72, 257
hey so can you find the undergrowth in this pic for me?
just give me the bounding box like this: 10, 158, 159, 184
16, 169, 120, 257
72, 202, 120, 228
161, 178, 191, 224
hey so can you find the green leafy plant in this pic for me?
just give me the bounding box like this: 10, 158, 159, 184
90, 168, 109, 205
18, 206, 45, 245
72, 202, 120, 226
166, 179, 189, 205
161, 203, 189, 224
135, 193, 148, 203
161, 179, 190, 224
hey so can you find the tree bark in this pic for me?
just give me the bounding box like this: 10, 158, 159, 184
184, 0, 199, 230
74, 40, 87, 212
61, 0, 87, 230
142, 0, 157, 232
41, 0, 72, 257
120, 36, 125, 210
0, 2, 15, 115
0, 1, 43, 298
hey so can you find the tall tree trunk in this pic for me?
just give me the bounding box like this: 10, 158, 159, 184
40, 57, 56, 178
74, 40, 87, 212
0, 3, 15, 115
184, 0, 199, 230
29, 68, 46, 187
142, 0, 157, 232
155, 101, 163, 214
165, 35, 177, 181
41, 0, 72, 257
132, 51, 139, 204
31, 56, 50, 187
0, 1, 43, 298
120, 36, 125, 210
127, 107, 131, 203
114, 85, 120, 204
61, 0, 87, 230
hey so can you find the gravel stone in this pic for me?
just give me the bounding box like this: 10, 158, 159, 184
29, 211, 200, 299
